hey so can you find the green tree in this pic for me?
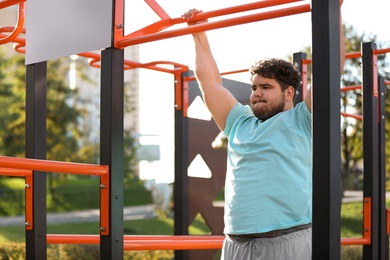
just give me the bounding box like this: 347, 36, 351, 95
293, 24, 390, 193
340, 24, 389, 191
0, 46, 140, 209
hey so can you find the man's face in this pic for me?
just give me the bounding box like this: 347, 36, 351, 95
250, 74, 286, 121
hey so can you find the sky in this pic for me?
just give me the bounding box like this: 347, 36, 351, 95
124, 0, 390, 183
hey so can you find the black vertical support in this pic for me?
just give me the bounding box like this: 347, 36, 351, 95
293, 52, 307, 105
25, 62, 47, 259
362, 41, 379, 260
311, 0, 341, 259
174, 71, 189, 260
378, 75, 388, 260
100, 47, 124, 259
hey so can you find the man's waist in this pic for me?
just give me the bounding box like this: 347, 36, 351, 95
227, 223, 312, 239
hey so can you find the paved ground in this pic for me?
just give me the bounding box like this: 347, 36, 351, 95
1, 191, 389, 227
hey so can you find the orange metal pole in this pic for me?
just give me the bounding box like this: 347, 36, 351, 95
387, 209, 390, 236
25, 173, 33, 230
144, 0, 170, 20
124, 235, 225, 240
47, 234, 225, 250
0, 0, 20, 9
0, 155, 108, 176
100, 170, 110, 235
341, 112, 363, 121
340, 85, 362, 92
341, 197, 371, 246
0, 168, 33, 230
0, 167, 31, 176
77, 52, 188, 75
0, 0, 25, 45
345, 52, 361, 59
116, 3, 310, 48
123, 239, 223, 250
374, 48, 390, 55
118, 0, 305, 43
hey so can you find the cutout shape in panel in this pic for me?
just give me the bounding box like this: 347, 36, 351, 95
187, 95, 212, 121
188, 154, 212, 179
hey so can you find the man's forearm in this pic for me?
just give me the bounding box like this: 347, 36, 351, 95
193, 32, 222, 89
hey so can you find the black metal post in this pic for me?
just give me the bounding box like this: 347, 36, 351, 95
293, 52, 307, 104
362, 41, 379, 260
311, 0, 342, 258
100, 47, 124, 259
377, 75, 388, 260
174, 71, 190, 260
25, 62, 47, 259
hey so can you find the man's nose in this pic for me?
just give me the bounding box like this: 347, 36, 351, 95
254, 88, 263, 97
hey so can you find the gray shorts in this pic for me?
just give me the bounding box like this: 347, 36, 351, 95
221, 228, 312, 260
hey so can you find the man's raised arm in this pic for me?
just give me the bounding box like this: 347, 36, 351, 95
183, 9, 237, 131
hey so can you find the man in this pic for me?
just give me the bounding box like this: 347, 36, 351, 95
183, 8, 344, 260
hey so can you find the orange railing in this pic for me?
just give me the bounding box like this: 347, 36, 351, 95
47, 234, 225, 250
0, 168, 33, 229
341, 197, 372, 245
0, 156, 110, 235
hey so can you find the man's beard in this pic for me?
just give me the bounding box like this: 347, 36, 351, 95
251, 94, 285, 121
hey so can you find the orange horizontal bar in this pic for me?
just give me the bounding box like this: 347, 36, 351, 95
0, 156, 108, 176
122, 0, 304, 41
385, 80, 390, 86
47, 234, 225, 250
340, 85, 362, 92
123, 239, 223, 250
77, 52, 188, 75
0, 167, 31, 177
116, 3, 310, 48
374, 48, 390, 55
345, 52, 361, 59
0, 0, 20, 9
124, 235, 225, 240
341, 238, 370, 246
185, 69, 249, 82
47, 234, 99, 244
341, 112, 363, 121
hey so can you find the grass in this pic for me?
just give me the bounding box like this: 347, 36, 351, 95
0, 201, 379, 243
0, 176, 152, 216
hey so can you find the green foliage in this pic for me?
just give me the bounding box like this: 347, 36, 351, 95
0, 243, 174, 260
0, 176, 152, 216
0, 45, 141, 215
340, 23, 390, 190
296, 24, 390, 192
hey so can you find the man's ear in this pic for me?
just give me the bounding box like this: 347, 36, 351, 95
285, 86, 295, 101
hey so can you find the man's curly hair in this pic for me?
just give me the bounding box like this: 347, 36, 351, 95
249, 58, 302, 96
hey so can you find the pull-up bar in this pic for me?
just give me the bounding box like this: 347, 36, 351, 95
114, 0, 311, 48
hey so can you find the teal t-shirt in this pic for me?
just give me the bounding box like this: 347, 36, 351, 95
223, 101, 312, 234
